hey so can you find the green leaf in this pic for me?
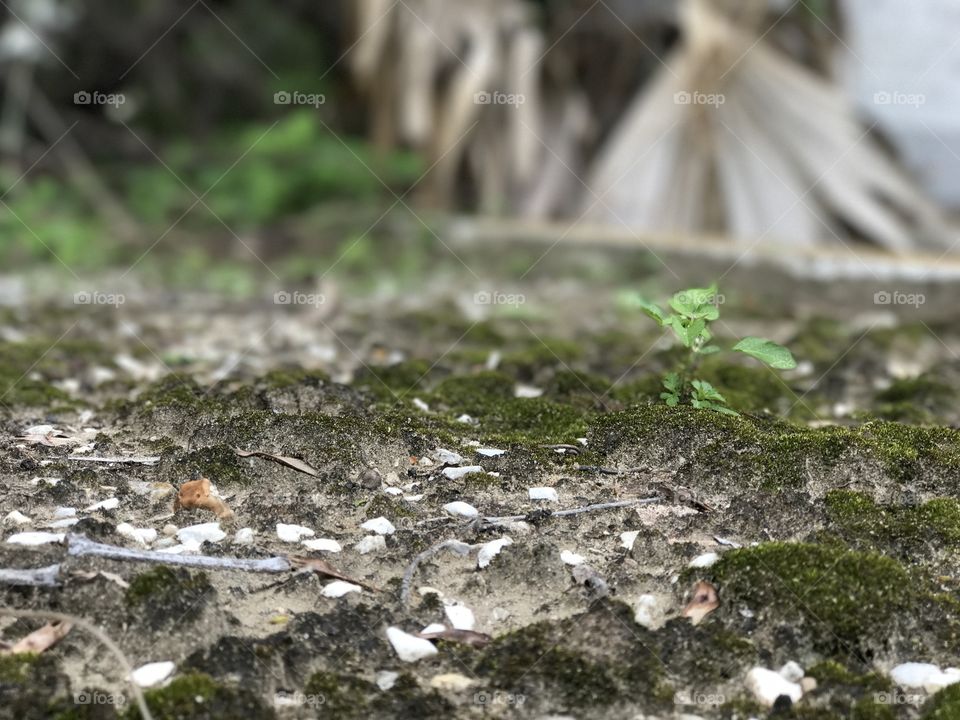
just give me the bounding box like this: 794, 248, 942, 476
669, 285, 719, 319
691, 379, 727, 403
660, 392, 679, 407
635, 298, 668, 326
662, 372, 682, 393
733, 337, 797, 369
699, 345, 721, 355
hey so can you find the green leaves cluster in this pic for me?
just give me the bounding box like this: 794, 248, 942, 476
639, 285, 797, 415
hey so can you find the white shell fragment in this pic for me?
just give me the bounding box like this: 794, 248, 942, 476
376, 671, 399, 691
620, 530, 640, 550
177, 523, 226, 545
689, 552, 720, 568
514, 384, 543, 398
924, 668, 960, 694
560, 550, 585, 566
53, 507, 76, 519
443, 501, 479, 518
355, 535, 387, 554
361, 517, 396, 535
633, 594, 664, 629
130, 661, 175, 688
444, 603, 476, 631
528, 487, 559, 502
891, 662, 943, 689
441, 466, 483, 480
5, 531, 64, 546
421, 622, 447, 634
436, 448, 463, 465
116, 523, 158, 545
85, 497, 119, 512
233, 528, 256, 545
386, 627, 438, 662
779, 661, 805, 683
4, 510, 30, 525
745, 667, 804, 707
477, 537, 513, 568
321, 581, 362, 598
276, 523, 315, 542
48, 518, 79, 529
302, 538, 342, 552
476, 448, 505, 457
412, 398, 430, 412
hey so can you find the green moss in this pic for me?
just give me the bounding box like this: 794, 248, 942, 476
874, 376, 956, 423
303, 672, 377, 719
543, 370, 612, 409
125, 672, 272, 720
258, 367, 330, 389
353, 359, 434, 400
806, 660, 890, 692
826, 490, 960, 549
923, 683, 960, 719
0, 653, 38, 683
134, 375, 226, 414
180, 445, 246, 485
430, 372, 515, 415
499, 338, 584, 380
697, 361, 806, 417
850, 700, 897, 720
789, 317, 848, 365
125, 567, 214, 627
364, 493, 414, 520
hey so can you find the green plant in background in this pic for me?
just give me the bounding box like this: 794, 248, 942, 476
638, 284, 797, 415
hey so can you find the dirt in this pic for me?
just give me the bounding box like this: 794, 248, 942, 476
1, 265, 959, 720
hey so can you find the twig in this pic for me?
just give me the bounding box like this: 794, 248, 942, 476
67, 455, 160, 465
67, 535, 291, 573
483, 496, 660, 524
0, 564, 61, 587
540, 444, 582, 455
400, 539, 474, 605
0, 608, 153, 720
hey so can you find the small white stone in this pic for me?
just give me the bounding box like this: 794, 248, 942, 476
476, 448, 505, 457
48, 518, 79, 529
430, 673, 475, 691
745, 667, 803, 707
456, 414, 474, 424
443, 501, 479, 518
560, 550, 585, 566
321, 581, 362, 598
528, 487, 558, 502
384, 487, 403, 496
355, 535, 387, 554
436, 448, 463, 465
233, 528, 255, 545
130, 661, 175, 688
386, 626, 438, 662
116, 523, 158, 545
403, 494, 424, 502
6, 531, 64, 546
4, 511, 30, 525
53, 507, 76, 519
412, 398, 430, 412
620, 530, 640, 550
891, 662, 941, 689
444, 603, 476, 630
514, 384, 543, 398
421, 622, 447, 634
925, 668, 960, 694
276, 523, 314, 542
177, 522, 225, 545
441, 466, 483, 480
779, 661, 805, 683
163, 540, 202, 554
418, 457, 434, 467
634, 594, 660, 629
302, 538, 342, 552
361, 517, 396, 535
689, 552, 720, 568
477, 537, 512, 568
376, 671, 399, 691
85, 497, 119, 512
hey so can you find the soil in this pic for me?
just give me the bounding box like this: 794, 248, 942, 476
1, 255, 959, 720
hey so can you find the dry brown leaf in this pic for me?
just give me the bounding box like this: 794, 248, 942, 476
288, 555, 380, 592
174, 478, 234, 520
233, 448, 318, 477
2, 620, 73, 655
681, 580, 719, 625
417, 628, 492, 648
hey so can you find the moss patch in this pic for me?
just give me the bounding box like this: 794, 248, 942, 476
923, 683, 960, 719
826, 490, 960, 550
125, 567, 214, 627
125, 672, 272, 720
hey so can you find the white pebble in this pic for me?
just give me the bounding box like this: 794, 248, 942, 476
430, 673, 475, 691
116, 523, 158, 545
376, 671, 399, 691
302, 538, 341, 552
514, 384, 543, 398
176, 522, 225, 545
689, 552, 720, 568
53, 507, 76, 519
456, 414, 474, 424
477, 537, 512, 568
441, 466, 483, 480
4, 511, 30, 525
560, 550, 585, 566
276, 523, 315, 542
620, 530, 640, 550
321, 581, 362, 598
633, 594, 660, 629
85, 498, 119, 512
443, 501, 479, 518
436, 448, 463, 465
891, 662, 942, 689
386, 626, 438, 662
779, 661, 805, 683
925, 668, 960, 694
403, 494, 424, 502
745, 667, 803, 707
528, 487, 558, 502
421, 622, 447, 634
444, 603, 476, 631
412, 398, 430, 412
384, 487, 403, 496
360, 517, 396, 535
355, 535, 387, 554
130, 661, 175, 688
476, 448, 505, 457
233, 528, 255, 545
6, 531, 64, 546
48, 518, 79, 529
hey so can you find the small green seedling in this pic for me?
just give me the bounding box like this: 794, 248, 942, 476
637, 285, 796, 415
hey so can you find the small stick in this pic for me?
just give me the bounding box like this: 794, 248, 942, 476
0, 564, 61, 587
483, 496, 660, 524
401, 539, 474, 605
0, 608, 154, 720
67, 535, 291, 573
67, 455, 161, 465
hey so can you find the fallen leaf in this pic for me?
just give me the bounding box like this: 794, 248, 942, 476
2, 620, 72, 654
681, 580, 719, 625
417, 628, 493, 648
174, 478, 234, 520
233, 448, 318, 477
288, 555, 380, 592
